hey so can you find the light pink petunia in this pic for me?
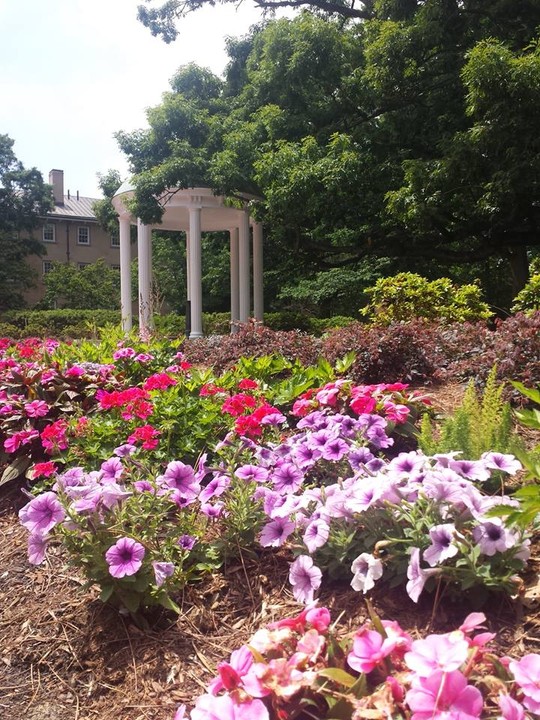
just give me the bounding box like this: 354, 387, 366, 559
405, 670, 483, 719
405, 632, 469, 676
191, 694, 269, 720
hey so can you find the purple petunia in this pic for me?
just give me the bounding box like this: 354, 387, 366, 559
289, 555, 322, 604
152, 561, 175, 587
105, 537, 145, 578
178, 534, 197, 551
303, 518, 330, 553
406, 547, 438, 603
259, 517, 296, 547
423, 523, 460, 567
271, 463, 304, 493
473, 519, 516, 556
19, 492, 66, 536
100, 457, 124, 483
350, 552, 384, 593
234, 465, 269, 483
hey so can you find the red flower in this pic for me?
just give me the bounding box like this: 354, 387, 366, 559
143, 373, 177, 391
32, 461, 57, 478
238, 378, 258, 390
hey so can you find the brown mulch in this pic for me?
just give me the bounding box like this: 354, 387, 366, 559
1, 383, 540, 720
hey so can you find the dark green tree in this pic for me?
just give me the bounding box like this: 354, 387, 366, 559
124, 3, 540, 310
0, 134, 53, 310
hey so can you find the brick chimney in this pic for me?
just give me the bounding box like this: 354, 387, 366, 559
49, 169, 64, 205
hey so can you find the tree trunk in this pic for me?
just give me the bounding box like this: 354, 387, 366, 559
506, 246, 530, 298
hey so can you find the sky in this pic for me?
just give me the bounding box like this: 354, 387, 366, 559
0, 0, 273, 198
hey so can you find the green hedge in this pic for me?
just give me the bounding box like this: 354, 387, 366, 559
0, 309, 356, 339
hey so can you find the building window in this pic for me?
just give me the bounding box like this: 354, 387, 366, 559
77, 226, 90, 245
43, 224, 56, 243
78, 262, 90, 270
111, 235, 120, 248
111, 264, 121, 271
43, 261, 54, 275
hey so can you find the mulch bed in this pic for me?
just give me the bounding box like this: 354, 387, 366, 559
1, 383, 540, 720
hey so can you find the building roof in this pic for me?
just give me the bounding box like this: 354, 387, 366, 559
48, 195, 98, 220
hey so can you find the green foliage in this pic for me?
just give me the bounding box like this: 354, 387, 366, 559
490, 381, 540, 531
126, 4, 540, 311
417, 367, 516, 459
0, 134, 53, 311
361, 272, 492, 325
511, 274, 540, 314
41, 259, 120, 310
2, 309, 121, 338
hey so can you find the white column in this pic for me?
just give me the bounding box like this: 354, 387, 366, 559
252, 222, 264, 323
185, 231, 191, 302
189, 207, 203, 339
119, 216, 132, 333
229, 228, 240, 334
137, 220, 153, 335
238, 209, 251, 324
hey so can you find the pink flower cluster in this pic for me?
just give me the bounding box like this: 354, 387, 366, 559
292, 380, 429, 424
175, 607, 540, 720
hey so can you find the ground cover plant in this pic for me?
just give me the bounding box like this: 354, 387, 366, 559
1, 328, 540, 719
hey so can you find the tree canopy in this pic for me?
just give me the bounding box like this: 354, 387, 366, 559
0, 135, 53, 310
123, 1, 540, 311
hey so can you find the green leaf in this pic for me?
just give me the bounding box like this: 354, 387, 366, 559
1, 456, 32, 486
318, 668, 358, 688
99, 584, 114, 603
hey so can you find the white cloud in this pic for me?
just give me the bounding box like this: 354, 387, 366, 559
1, 0, 288, 196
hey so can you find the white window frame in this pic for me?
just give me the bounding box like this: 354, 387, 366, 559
77, 226, 90, 245
110, 235, 120, 248
43, 261, 54, 275
43, 224, 56, 243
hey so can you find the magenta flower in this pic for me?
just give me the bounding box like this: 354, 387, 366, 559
405, 670, 483, 719
191, 694, 269, 720
405, 632, 469, 676
347, 628, 397, 674
289, 555, 322, 604
350, 552, 384, 593
25, 399, 49, 417
509, 654, 540, 713
259, 517, 296, 548
19, 492, 65, 536
105, 537, 145, 578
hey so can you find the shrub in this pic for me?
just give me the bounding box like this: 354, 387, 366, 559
361, 272, 492, 325
2, 309, 121, 338
322, 320, 443, 385
511, 273, 540, 314
182, 324, 320, 372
